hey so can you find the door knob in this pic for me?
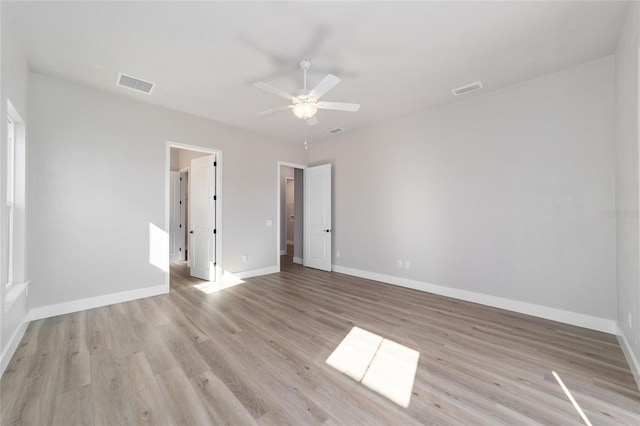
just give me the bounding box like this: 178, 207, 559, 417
189, 230, 194, 234
324, 229, 331, 233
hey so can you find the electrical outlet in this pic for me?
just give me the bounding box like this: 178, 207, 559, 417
242, 255, 248, 263
397, 260, 403, 268
629, 313, 633, 328
404, 261, 410, 269
336, 251, 341, 258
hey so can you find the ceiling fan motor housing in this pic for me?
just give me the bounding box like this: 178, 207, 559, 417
293, 89, 313, 102
299, 59, 311, 71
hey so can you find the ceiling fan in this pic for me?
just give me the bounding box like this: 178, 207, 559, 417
253, 59, 360, 126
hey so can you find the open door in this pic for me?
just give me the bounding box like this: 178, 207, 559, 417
169, 171, 183, 261
304, 163, 332, 271
189, 155, 216, 281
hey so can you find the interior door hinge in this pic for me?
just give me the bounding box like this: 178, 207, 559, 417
214, 161, 217, 167
213, 195, 216, 201
179, 224, 182, 228
213, 229, 217, 234
179, 201, 182, 205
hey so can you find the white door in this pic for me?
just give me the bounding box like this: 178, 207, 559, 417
189, 155, 216, 281
304, 163, 332, 271
169, 171, 183, 262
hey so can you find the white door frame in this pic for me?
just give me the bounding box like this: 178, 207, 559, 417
166, 141, 223, 285
277, 161, 307, 271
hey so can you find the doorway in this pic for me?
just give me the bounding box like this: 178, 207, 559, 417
277, 162, 333, 272
167, 142, 222, 283
278, 163, 306, 270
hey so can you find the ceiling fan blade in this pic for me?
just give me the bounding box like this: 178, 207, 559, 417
306, 116, 318, 126
253, 81, 296, 102
309, 74, 340, 99
316, 101, 360, 112
258, 105, 293, 116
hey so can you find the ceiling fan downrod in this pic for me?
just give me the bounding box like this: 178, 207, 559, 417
299, 59, 311, 91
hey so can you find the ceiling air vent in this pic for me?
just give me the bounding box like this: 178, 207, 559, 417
452, 81, 483, 96
327, 127, 344, 134
116, 73, 155, 95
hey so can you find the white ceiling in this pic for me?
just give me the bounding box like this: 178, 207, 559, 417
5, 1, 629, 143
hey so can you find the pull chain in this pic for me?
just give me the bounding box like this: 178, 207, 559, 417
304, 120, 309, 150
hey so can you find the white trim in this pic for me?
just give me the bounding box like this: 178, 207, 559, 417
232, 266, 279, 280
3, 281, 29, 313
332, 265, 616, 334
293, 257, 303, 264
0, 317, 29, 377
29, 283, 168, 321
166, 141, 223, 282
277, 161, 307, 272
5, 100, 28, 296
616, 324, 640, 391
280, 249, 287, 255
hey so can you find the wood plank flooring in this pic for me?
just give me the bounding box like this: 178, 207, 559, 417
2, 248, 639, 425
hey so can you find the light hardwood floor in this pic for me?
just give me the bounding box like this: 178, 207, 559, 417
2, 249, 639, 425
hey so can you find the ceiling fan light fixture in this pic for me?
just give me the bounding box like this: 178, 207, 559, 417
292, 102, 318, 119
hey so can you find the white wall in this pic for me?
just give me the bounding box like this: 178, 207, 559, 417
615, 2, 640, 384
27, 73, 306, 312
0, 8, 30, 374
310, 56, 616, 325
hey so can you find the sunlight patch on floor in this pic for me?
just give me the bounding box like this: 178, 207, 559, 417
326, 327, 383, 381
192, 270, 245, 294
552, 371, 593, 426
326, 326, 420, 408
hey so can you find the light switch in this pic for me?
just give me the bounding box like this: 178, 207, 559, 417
266, 220, 273, 227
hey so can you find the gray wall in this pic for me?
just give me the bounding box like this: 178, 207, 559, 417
178, 149, 209, 171
27, 73, 306, 308
615, 2, 640, 376
280, 166, 294, 252
0, 8, 30, 370
286, 178, 295, 244
309, 56, 616, 320
169, 148, 181, 171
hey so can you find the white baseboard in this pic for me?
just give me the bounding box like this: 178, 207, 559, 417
616, 324, 640, 391
286, 240, 294, 245
332, 265, 616, 334
293, 257, 303, 264
29, 283, 169, 321
233, 266, 279, 280
280, 249, 286, 255
0, 316, 29, 377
